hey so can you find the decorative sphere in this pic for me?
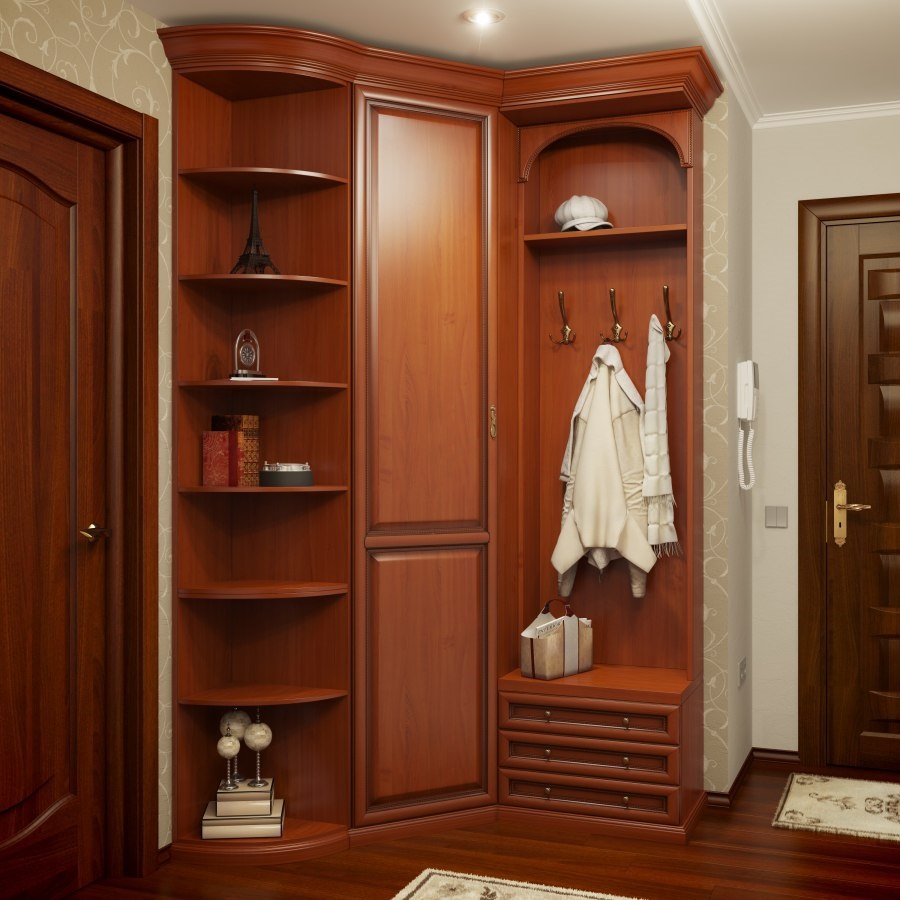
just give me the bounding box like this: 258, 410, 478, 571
243, 722, 272, 752
219, 709, 251, 739
217, 734, 240, 759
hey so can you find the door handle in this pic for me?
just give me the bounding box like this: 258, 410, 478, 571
79, 523, 110, 543
833, 481, 871, 547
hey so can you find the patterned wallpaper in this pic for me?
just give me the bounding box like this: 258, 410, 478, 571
0, 0, 738, 841
0, 0, 175, 846
702, 93, 732, 793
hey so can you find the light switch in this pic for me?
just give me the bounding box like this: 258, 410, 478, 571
765, 506, 788, 528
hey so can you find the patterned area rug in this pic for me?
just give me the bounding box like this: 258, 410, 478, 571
773, 773, 900, 842
393, 869, 641, 899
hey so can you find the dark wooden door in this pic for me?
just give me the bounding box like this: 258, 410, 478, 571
799, 197, 900, 770
824, 218, 900, 769
0, 109, 110, 895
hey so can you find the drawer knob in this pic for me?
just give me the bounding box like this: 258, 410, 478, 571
622, 716, 630, 729
544, 786, 552, 799
622, 756, 630, 768
623, 795, 630, 808
544, 748, 552, 760
544, 710, 552, 721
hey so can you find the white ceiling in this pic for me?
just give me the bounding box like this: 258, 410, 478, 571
136, 0, 900, 126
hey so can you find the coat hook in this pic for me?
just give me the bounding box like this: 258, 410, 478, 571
602, 287, 627, 343
662, 284, 682, 341
550, 290, 575, 345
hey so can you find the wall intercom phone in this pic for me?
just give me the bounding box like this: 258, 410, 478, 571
737, 360, 758, 490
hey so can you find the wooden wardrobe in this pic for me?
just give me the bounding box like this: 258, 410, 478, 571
160, 24, 721, 863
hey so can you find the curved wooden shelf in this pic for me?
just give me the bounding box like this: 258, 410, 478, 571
179, 685, 348, 706
178, 379, 348, 390
171, 818, 349, 865
180, 274, 347, 291
180, 166, 348, 192
179, 580, 348, 600
524, 223, 687, 250
179, 484, 348, 494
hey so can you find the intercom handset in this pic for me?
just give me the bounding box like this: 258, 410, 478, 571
737, 361, 758, 490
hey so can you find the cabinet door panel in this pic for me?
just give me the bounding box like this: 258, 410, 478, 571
355, 91, 496, 827
363, 547, 488, 817
365, 102, 488, 534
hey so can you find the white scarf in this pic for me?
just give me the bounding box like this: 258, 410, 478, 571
643, 315, 680, 555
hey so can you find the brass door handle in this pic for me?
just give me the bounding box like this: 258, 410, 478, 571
833, 482, 870, 547
79, 523, 110, 542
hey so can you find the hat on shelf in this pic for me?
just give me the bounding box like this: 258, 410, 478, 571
554, 194, 613, 231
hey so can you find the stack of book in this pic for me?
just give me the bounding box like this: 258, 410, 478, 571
201, 413, 260, 487
201, 777, 284, 840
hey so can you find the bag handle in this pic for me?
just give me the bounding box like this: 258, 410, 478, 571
540, 597, 576, 617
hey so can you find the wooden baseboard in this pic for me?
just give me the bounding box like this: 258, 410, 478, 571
752, 747, 801, 766
706, 747, 800, 808
349, 807, 498, 848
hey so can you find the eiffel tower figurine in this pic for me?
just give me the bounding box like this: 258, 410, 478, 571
231, 189, 280, 274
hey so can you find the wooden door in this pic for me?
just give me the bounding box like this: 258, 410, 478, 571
800, 196, 900, 770
0, 107, 111, 894
353, 92, 496, 825
0, 52, 159, 887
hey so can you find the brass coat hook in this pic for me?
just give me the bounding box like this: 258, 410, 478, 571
550, 290, 575, 345
602, 287, 627, 343
662, 284, 682, 341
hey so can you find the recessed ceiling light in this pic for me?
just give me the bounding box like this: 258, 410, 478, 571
462, 8, 505, 27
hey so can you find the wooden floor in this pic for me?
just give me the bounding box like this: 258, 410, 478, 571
75, 759, 900, 899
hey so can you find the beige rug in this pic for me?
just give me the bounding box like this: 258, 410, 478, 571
393, 869, 641, 899
773, 773, 900, 842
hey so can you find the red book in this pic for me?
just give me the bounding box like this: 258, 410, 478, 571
211, 415, 260, 487
202, 432, 230, 486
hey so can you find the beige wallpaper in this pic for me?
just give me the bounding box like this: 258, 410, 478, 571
1, 0, 737, 843
702, 93, 731, 792
0, 0, 175, 846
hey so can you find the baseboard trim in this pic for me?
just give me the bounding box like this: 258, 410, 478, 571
349, 806, 498, 847
706, 747, 799, 808
752, 747, 801, 765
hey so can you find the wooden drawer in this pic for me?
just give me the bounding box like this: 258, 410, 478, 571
499, 730, 679, 785
499, 768, 679, 825
500, 691, 679, 744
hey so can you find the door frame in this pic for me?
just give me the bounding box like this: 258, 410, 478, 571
0, 53, 159, 876
798, 192, 900, 766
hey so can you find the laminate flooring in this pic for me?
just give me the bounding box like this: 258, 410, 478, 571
73, 759, 900, 899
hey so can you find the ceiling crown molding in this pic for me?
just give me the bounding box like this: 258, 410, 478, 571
755, 99, 900, 129
685, 0, 761, 124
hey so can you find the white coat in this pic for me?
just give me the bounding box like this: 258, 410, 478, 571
551, 344, 657, 598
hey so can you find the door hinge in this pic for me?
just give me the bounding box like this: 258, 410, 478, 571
489, 404, 497, 440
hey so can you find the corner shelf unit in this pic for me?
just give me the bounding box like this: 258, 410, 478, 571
162, 28, 352, 862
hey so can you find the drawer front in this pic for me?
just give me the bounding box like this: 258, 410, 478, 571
500, 691, 679, 744
499, 768, 679, 826
499, 730, 679, 785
